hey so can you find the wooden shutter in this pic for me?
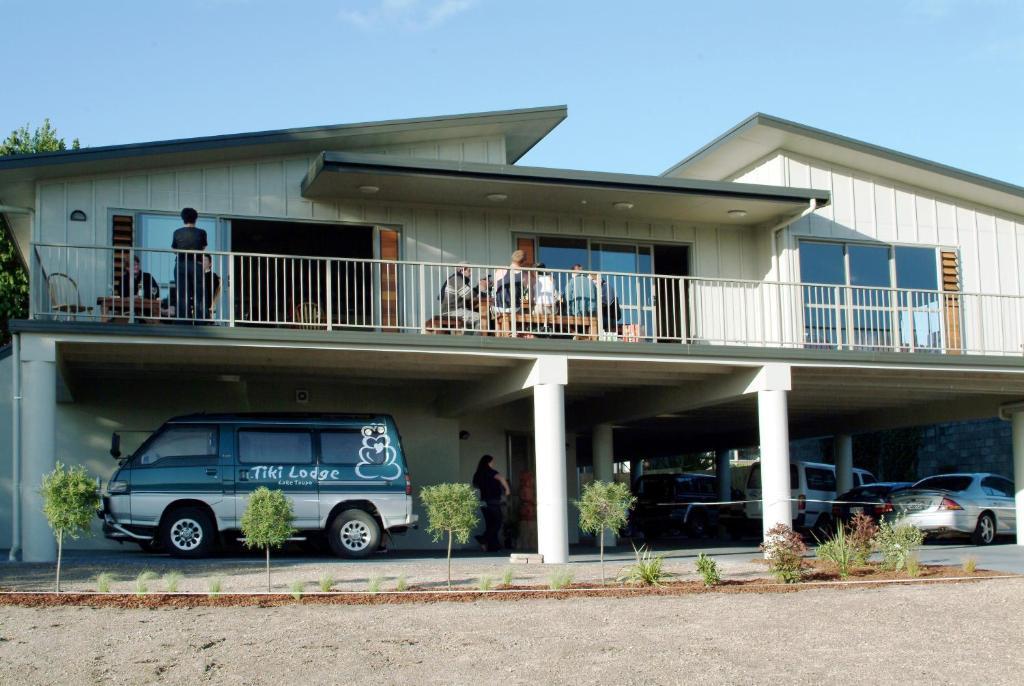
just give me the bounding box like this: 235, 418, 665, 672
111, 215, 134, 293
941, 250, 962, 353
379, 228, 400, 330
516, 237, 536, 267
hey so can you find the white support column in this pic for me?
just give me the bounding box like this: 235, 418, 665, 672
715, 449, 731, 503
592, 423, 616, 547
535, 382, 569, 564
758, 388, 792, 540
1013, 411, 1024, 546
834, 434, 853, 495
20, 336, 57, 563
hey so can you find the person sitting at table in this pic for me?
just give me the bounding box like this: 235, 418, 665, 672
491, 250, 526, 336
532, 263, 560, 315
565, 264, 597, 316
197, 254, 221, 321
117, 256, 161, 300
592, 272, 620, 332
439, 262, 482, 330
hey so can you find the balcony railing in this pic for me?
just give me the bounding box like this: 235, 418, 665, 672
30, 242, 1024, 356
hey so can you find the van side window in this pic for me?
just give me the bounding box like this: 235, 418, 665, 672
137, 426, 217, 466
806, 467, 836, 491
860, 472, 877, 485
320, 430, 364, 465
238, 430, 313, 464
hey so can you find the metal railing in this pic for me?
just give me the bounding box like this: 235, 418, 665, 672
29, 242, 1024, 355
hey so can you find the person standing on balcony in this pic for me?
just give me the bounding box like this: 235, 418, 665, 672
171, 207, 208, 320
439, 262, 482, 330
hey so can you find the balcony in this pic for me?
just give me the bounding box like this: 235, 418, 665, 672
29, 242, 1024, 356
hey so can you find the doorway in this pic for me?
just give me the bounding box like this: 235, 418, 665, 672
653, 245, 689, 340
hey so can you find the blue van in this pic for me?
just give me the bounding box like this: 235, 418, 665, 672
100, 413, 417, 558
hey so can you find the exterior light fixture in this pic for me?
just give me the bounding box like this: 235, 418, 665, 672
69, 210, 87, 221
486, 193, 508, 202
358, 185, 380, 194
613, 201, 634, 210
727, 209, 748, 218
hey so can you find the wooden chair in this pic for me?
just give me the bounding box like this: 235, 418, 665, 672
424, 314, 466, 335
293, 301, 323, 329
47, 273, 93, 320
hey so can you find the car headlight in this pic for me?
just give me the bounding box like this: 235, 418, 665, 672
106, 480, 129, 495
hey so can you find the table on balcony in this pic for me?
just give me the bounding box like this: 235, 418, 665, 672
96, 296, 164, 323
476, 298, 599, 339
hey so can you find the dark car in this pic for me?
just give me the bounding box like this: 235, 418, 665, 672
832, 482, 913, 526
627, 473, 720, 541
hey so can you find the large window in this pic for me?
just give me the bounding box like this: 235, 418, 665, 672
238, 430, 313, 464
799, 241, 941, 350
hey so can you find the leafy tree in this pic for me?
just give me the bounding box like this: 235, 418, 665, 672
0, 119, 80, 344
420, 483, 479, 590
576, 480, 636, 584
40, 463, 99, 592
240, 487, 296, 592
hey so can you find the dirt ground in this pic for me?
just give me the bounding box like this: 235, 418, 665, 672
1, 577, 1021, 685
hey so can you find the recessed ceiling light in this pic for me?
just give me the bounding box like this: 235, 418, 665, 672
727, 209, 748, 217
613, 201, 634, 210
486, 193, 508, 202
358, 185, 380, 194
580, 199, 588, 205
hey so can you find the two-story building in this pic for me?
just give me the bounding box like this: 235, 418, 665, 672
2, 105, 1023, 563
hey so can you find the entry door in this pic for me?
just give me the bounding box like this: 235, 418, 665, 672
234, 427, 320, 529
592, 243, 655, 336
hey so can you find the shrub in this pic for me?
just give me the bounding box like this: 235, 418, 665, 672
240, 487, 296, 592
501, 567, 514, 588
760, 523, 807, 584
40, 463, 100, 592
395, 574, 408, 592
477, 575, 493, 591
420, 483, 480, 590
134, 571, 158, 595
815, 525, 854, 579
905, 554, 921, 578
618, 545, 672, 587
163, 571, 184, 593
290, 580, 304, 600
695, 553, 720, 587
575, 481, 636, 585
207, 577, 223, 596
875, 520, 925, 572
367, 574, 382, 594
962, 557, 978, 574
848, 513, 879, 566
318, 574, 334, 593
95, 572, 114, 594
548, 569, 574, 590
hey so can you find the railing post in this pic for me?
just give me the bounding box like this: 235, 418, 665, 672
227, 256, 235, 327
833, 286, 841, 349
419, 264, 427, 334
325, 259, 333, 331
678, 277, 687, 343
595, 273, 604, 339
845, 286, 856, 350
128, 246, 136, 324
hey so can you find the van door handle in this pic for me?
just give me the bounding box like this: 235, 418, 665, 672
206, 468, 218, 477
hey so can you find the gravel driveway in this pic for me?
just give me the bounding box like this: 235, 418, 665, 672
1, 578, 1021, 684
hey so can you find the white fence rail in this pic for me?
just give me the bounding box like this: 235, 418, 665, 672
30, 243, 1024, 355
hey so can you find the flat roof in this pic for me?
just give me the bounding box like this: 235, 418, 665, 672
663, 113, 1024, 217
302, 151, 830, 225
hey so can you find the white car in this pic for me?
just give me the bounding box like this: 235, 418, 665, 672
745, 460, 876, 534
889, 473, 1017, 545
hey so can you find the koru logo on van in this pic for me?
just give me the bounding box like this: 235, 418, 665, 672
356, 424, 402, 481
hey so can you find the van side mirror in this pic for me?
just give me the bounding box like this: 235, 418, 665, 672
110, 432, 122, 459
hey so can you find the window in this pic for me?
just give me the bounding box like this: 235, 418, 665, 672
320, 430, 364, 465
981, 476, 1014, 498
860, 472, 877, 485
746, 464, 800, 489
536, 237, 588, 271
137, 426, 217, 465
913, 475, 973, 492
805, 467, 836, 491
238, 430, 313, 464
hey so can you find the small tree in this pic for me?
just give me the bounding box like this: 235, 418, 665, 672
576, 480, 636, 584
40, 463, 99, 592
420, 483, 479, 590
240, 487, 296, 592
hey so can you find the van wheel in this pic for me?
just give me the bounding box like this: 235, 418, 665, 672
328, 510, 380, 559
687, 512, 708, 538
161, 507, 215, 558
972, 513, 996, 546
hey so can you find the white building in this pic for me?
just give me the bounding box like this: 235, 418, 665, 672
2, 106, 1023, 562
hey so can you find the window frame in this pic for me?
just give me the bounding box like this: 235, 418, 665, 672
237, 427, 315, 465
133, 424, 219, 467
318, 428, 367, 466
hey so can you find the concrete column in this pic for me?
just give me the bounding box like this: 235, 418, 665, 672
535, 382, 569, 564
20, 338, 58, 563
716, 449, 731, 503
758, 389, 792, 540
834, 434, 854, 495
592, 423, 616, 546
1013, 411, 1024, 546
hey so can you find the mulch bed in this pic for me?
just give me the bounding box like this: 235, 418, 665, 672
0, 564, 1011, 609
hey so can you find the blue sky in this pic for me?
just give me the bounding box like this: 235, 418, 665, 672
2, 0, 1022, 183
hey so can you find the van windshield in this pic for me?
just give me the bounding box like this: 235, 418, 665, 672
747, 464, 799, 489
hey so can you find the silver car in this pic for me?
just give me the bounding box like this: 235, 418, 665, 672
889, 473, 1017, 545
